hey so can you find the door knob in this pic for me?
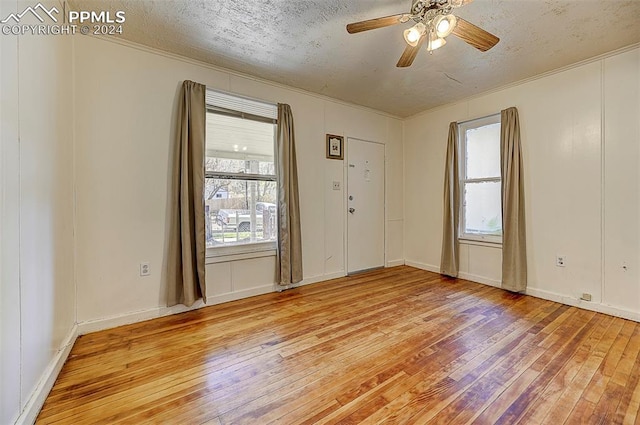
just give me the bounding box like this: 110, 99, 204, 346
349, 208, 355, 214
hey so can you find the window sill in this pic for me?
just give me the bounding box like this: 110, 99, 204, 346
458, 238, 502, 249
206, 242, 277, 264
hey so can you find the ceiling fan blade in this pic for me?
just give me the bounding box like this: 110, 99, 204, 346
346, 14, 410, 34
451, 17, 499, 51
396, 36, 426, 68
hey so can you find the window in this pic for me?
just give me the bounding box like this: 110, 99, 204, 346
459, 114, 502, 243
205, 90, 278, 253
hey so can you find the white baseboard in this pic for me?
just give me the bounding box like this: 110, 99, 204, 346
291, 266, 404, 288
15, 324, 78, 425
277, 271, 347, 291
209, 285, 275, 305
405, 260, 502, 287
78, 300, 207, 335
405, 260, 439, 274
78, 272, 352, 335
404, 261, 640, 323
299, 272, 346, 285
458, 272, 501, 288
78, 284, 279, 335
525, 287, 640, 323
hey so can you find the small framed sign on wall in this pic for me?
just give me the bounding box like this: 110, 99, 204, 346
326, 134, 344, 160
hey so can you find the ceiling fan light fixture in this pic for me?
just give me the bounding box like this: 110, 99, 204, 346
403, 22, 426, 47
426, 32, 446, 52
434, 14, 457, 38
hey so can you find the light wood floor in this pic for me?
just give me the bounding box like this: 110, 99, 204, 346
37, 266, 640, 424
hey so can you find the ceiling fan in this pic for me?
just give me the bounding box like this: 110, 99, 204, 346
346, 0, 499, 68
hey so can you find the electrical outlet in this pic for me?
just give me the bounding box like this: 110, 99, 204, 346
581, 293, 592, 302
556, 255, 566, 267
333, 181, 341, 190
140, 262, 150, 276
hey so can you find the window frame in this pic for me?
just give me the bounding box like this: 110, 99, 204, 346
204, 96, 278, 258
458, 113, 503, 245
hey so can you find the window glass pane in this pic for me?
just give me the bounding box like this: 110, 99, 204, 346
465, 122, 501, 179
464, 181, 502, 235
205, 113, 275, 175
205, 178, 277, 248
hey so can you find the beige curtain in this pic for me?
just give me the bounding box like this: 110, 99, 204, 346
276, 104, 303, 285
167, 80, 207, 306
501, 107, 527, 292
440, 122, 459, 277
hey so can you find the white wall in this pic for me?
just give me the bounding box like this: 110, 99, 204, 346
0, 1, 77, 423
404, 47, 640, 320
1, 2, 22, 422
603, 50, 640, 312
73, 37, 404, 326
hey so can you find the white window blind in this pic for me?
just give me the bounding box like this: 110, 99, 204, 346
206, 89, 277, 120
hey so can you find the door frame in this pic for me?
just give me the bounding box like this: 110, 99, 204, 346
344, 137, 386, 275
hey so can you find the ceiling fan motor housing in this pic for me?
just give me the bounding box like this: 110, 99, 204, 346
411, 0, 456, 22
410, 0, 427, 16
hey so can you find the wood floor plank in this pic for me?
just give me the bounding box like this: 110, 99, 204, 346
35, 266, 640, 424
492, 311, 603, 423
516, 313, 614, 424
616, 325, 640, 424
357, 313, 550, 424
565, 398, 597, 425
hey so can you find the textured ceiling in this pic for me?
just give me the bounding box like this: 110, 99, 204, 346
71, 0, 640, 117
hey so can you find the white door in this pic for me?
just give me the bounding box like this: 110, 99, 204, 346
347, 138, 385, 274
